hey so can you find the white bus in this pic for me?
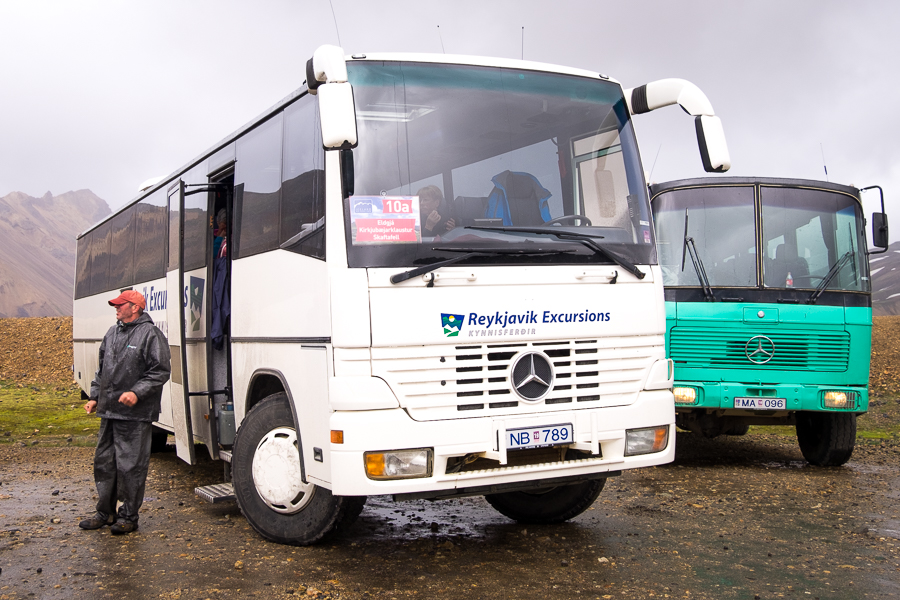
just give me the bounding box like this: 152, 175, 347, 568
73, 46, 731, 545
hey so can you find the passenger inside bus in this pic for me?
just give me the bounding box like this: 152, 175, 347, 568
417, 185, 455, 237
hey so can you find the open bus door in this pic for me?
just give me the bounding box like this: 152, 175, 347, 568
166, 179, 196, 464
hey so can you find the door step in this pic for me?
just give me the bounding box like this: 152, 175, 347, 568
195, 483, 235, 504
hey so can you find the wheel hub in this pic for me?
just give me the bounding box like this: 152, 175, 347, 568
251, 427, 314, 514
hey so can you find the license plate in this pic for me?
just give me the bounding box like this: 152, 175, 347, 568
733, 397, 786, 410
506, 424, 574, 450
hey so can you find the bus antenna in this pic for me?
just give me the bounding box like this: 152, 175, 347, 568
328, 0, 342, 47
820, 143, 829, 182
437, 25, 445, 53
521, 26, 524, 60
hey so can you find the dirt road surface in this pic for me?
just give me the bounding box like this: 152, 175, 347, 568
1, 432, 898, 600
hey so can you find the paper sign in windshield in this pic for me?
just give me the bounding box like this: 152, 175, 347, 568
350, 196, 421, 244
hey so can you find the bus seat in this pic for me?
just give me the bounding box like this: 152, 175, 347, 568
452, 196, 489, 227
485, 170, 552, 226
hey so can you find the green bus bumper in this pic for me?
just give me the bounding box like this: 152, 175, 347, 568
672, 381, 868, 415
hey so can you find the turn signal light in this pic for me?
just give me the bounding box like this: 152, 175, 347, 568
364, 448, 433, 480
330, 430, 344, 444
625, 426, 670, 456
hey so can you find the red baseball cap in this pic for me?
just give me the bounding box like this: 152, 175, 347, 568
108, 290, 146, 310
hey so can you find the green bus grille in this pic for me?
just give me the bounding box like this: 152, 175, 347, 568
670, 327, 850, 372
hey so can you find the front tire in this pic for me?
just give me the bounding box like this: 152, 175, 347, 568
796, 412, 856, 466
232, 393, 365, 545
484, 479, 605, 524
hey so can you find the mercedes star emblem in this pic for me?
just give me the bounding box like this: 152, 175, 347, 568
510, 352, 554, 401
745, 335, 775, 364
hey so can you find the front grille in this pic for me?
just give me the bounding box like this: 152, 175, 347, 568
371, 336, 664, 421
670, 327, 850, 371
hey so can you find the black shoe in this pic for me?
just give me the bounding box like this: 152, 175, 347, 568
78, 513, 113, 530
110, 520, 138, 535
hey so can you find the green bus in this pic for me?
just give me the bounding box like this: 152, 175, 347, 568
649, 177, 888, 465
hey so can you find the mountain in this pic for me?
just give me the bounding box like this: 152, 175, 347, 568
871, 243, 900, 316
0, 190, 110, 317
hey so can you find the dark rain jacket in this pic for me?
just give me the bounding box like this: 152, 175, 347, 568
90, 313, 171, 422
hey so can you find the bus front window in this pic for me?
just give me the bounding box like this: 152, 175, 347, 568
761, 186, 869, 291
344, 61, 655, 269
652, 186, 757, 288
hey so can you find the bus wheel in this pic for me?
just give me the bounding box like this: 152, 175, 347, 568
724, 422, 750, 436
231, 393, 366, 545
796, 412, 856, 467
484, 479, 605, 524
150, 426, 170, 453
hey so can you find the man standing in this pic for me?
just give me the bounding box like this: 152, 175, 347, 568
79, 290, 171, 535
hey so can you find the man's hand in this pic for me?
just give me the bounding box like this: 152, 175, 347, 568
118, 391, 138, 407
426, 210, 442, 230
84, 399, 97, 414
444, 217, 456, 232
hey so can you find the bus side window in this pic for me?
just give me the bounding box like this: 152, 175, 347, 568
134, 191, 167, 283
234, 114, 283, 259
74, 232, 93, 299
281, 95, 326, 260
89, 222, 112, 296
108, 207, 136, 290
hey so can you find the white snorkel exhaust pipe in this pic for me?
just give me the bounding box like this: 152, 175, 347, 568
624, 79, 731, 173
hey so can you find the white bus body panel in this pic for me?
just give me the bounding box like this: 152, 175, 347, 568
322, 264, 673, 496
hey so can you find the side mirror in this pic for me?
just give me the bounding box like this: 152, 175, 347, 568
872, 212, 889, 249
340, 148, 354, 199
307, 45, 358, 150
695, 115, 731, 173
319, 82, 358, 150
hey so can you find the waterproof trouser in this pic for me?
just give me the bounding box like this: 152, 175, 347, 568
93, 418, 153, 524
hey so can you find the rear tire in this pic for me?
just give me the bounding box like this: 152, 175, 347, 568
796, 412, 856, 466
484, 479, 605, 524
232, 393, 366, 545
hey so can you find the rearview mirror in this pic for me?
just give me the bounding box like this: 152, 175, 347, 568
695, 115, 731, 173
872, 212, 889, 249
319, 82, 358, 150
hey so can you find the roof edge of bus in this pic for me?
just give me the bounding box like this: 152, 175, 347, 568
648, 176, 860, 198
346, 52, 622, 85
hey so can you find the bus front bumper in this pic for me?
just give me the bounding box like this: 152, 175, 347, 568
673, 381, 869, 415
327, 390, 674, 497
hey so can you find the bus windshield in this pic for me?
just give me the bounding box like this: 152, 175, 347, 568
652, 183, 869, 292
343, 61, 655, 269
761, 186, 868, 291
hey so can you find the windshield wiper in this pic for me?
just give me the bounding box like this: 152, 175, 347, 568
466, 226, 646, 280
680, 209, 715, 301
389, 248, 576, 285
807, 250, 853, 304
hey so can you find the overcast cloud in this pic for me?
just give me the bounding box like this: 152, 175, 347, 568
1, 1, 898, 235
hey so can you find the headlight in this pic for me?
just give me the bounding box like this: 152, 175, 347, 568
673, 386, 698, 405
625, 426, 670, 456
824, 391, 856, 409
364, 448, 433, 480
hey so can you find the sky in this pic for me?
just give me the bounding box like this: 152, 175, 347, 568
1, 0, 898, 236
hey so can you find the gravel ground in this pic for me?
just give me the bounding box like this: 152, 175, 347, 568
1, 432, 898, 600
